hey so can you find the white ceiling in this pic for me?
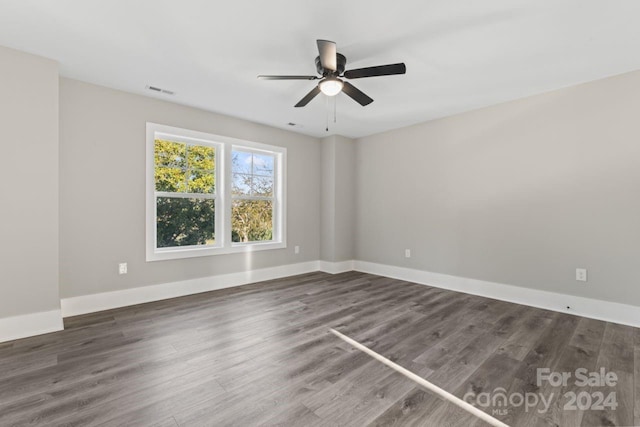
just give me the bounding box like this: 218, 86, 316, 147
1, 1, 640, 138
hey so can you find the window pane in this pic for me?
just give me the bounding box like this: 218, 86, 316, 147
232, 173, 251, 196
231, 200, 273, 243
253, 153, 274, 176
232, 151, 252, 174
252, 175, 273, 196
155, 167, 187, 192
187, 145, 215, 170
155, 140, 186, 168
187, 169, 215, 194
156, 197, 215, 248
156, 141, 215, 194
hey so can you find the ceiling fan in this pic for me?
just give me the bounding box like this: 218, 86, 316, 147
258, 40, 406, 107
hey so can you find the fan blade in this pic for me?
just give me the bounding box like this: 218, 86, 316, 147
316, 40, 337, 71
342, 81, 373, 106
258, 75, 318, 80
344, 63, 406, 79
294, 86, 321, 107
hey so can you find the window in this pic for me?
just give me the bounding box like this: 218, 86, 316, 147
146, 123, 286, 261
232, 150, 275, 243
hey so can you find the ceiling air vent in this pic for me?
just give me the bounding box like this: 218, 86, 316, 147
146, 85, 175, 95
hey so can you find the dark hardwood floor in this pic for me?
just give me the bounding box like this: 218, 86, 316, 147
0, 271, 638, 426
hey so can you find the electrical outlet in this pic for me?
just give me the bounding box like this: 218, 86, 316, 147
294, 246, 300, 254
405, 249, 411, 258
575, 268, 587, 282
119, 263, 128, 275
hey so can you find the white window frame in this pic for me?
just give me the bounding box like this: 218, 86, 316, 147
146, 123, 286, 261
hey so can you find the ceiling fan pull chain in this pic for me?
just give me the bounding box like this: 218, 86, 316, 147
334, 96, 337, 123
325, 95, 329, 132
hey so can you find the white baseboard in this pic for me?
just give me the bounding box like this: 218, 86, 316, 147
354, 260, 640, 329
319, 260, 355, 274
61, 260, 320, 318
20, 258, 640, 338
0, 309, 64, 344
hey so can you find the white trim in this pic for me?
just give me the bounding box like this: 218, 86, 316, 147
150, 240, 287, 261
319, 260, 355, 274
353, 260, 640, 328
14, 259, 638, 342
0, 310, 63, 344
61, 261, 319, 317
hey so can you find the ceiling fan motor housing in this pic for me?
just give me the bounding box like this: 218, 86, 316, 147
316, 53, 347, 76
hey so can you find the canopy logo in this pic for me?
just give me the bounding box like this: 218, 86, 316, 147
462, 367, 618, 416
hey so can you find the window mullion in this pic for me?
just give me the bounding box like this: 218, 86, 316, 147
223, 142, 233, 248
184, 144, 189, 192
231, 195, 274, 201
155, 191, 216, 200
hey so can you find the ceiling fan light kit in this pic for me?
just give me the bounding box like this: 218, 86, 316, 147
258, 39, 406, 108
319, 77, 343, 96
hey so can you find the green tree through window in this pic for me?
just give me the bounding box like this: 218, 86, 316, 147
154, 139, 216, 247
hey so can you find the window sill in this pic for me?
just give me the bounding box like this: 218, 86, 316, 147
146, 241, 286, 262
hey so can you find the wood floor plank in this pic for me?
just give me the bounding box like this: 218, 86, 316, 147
366, 386, 444, 427
515, 313, 579, 387
494, 308, 554, 361
420, 399, 491, 427
580, 323, 635, 427
305, 362, 415, 422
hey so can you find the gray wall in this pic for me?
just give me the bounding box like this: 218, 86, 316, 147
333, 136, 356, 261
355, 70, 640, 306
0, 46, 61, 317
320, 135, 355, 262
320, 136, 336, 261
59, 78, 321, 299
